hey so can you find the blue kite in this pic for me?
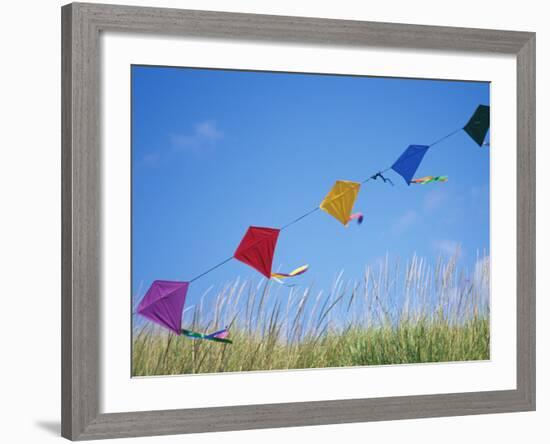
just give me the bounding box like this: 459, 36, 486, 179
391, 145, 430, 185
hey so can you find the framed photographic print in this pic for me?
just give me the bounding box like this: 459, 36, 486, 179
61, 2, 535, 440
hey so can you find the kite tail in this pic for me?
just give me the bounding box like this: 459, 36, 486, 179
411, 176, 448, 185
205, 328, 230, 340
271, 264, 309, 280
348, 212, 364, 224
182, 328, 233, 344
370, 172, 394, 186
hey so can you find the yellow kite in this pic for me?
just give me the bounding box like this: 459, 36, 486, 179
319, 180, 361, 225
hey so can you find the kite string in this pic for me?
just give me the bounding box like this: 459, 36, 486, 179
429, 127, 463, 147
280, 206, 320, 231
188, 123, 466, 283
189, 256, 233, 283
280, 124, 464, 230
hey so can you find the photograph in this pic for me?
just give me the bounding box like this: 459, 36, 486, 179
1, 1, 540, 442
131, 66, 491, 376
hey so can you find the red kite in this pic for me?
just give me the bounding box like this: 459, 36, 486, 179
233, 226, 308, 280
233, 226, 280, 278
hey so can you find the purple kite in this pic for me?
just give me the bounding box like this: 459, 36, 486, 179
136, 280, 189, 335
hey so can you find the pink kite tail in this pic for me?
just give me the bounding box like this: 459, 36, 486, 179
206, 328, 229, 339
349, 213, 364, 224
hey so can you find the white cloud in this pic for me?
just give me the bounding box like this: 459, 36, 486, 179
433, 239, 463, 257
171, 120, 223, 153
392, 210, 419, 233
195, 121, 223, 140
470, 184, 489, 200
474, 255, 490, 281
472, 255, 490, 307
423, 188, 449, 211
135, 152, 160, 168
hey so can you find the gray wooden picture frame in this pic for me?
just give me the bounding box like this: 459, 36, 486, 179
61, 2, 536, 440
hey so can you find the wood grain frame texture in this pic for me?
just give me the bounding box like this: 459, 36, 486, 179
61, 2, 536, 440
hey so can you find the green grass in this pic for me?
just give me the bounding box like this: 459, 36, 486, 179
132, 254, 490, 376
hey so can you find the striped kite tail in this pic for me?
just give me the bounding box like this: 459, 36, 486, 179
271, 264, 309, 280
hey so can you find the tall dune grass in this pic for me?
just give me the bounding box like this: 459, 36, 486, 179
132, 254, 490, 376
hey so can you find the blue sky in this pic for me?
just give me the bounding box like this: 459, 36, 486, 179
131, 65, 489, 310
